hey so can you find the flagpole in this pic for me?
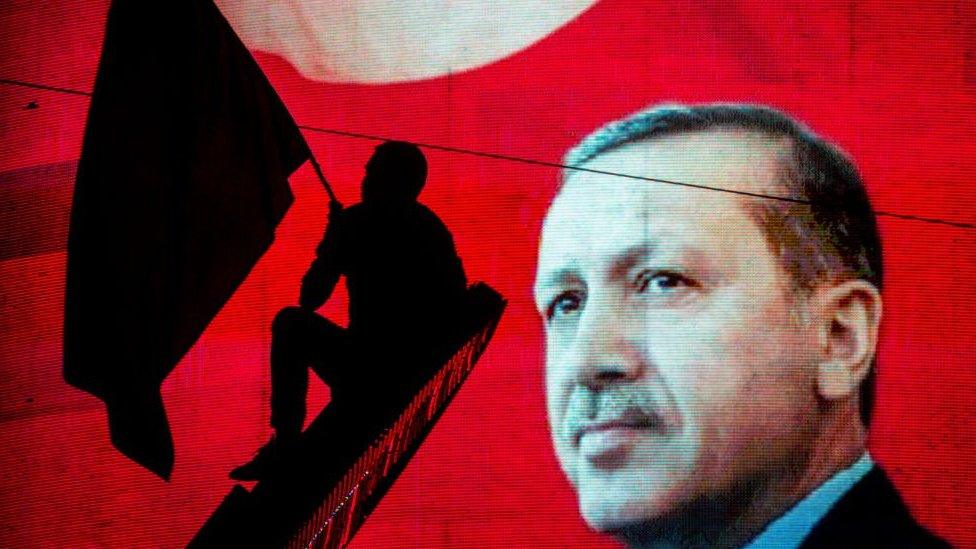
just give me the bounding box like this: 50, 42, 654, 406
307, 152, 339, 205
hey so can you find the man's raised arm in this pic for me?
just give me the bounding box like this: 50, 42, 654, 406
299, 201, 344, 310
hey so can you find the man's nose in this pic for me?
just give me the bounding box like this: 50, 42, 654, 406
571, 296, 643, 389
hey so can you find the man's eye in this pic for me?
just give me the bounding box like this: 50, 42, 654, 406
638, 271, 693, 294
547, 292, 583, 320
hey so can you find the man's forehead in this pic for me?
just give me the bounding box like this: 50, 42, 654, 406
536, 131, 783, 281
569, 130, 786, 190
548, 130, 785, 225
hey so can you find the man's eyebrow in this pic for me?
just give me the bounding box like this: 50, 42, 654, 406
608, 242, 658, 281
534, 242, 660, 296
534, 267, 581, 296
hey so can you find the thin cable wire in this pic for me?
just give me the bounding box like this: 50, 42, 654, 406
3, 77, 974, 230
296, 126, 976, 230
0, 78, 92, 97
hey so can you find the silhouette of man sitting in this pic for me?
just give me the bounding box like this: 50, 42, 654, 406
231, 141, 466, 480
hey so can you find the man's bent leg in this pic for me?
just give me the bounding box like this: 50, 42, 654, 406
269, 306, 345, 441
231, 307, 346, 480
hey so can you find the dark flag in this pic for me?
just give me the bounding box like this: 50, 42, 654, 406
64, 0, 310, 479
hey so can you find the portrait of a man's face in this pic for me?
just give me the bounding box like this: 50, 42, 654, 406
533, 106, 921, 547
537, 130, 822, 530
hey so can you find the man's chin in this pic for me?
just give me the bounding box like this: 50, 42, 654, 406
579, 480, 760, 548
580, 506, 642, 533
572, 459, 688, 530
580, 495, 704, 547
577, 485, 678, 533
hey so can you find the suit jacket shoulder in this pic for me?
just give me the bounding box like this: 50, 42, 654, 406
799, 467, 952, 549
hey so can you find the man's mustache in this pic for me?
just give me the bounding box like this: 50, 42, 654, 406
562, 385, 670, 444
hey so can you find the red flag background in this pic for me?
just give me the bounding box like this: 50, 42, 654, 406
1, 0, 975, 547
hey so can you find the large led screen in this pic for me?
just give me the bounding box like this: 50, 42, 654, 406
1, 1, 974, 547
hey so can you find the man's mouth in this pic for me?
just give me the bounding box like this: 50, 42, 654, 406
572, 411, 667, 468
573, 409, 665, 447
561, 386, 674, 455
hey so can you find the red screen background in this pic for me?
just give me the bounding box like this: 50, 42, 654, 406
1, 0, 974, 547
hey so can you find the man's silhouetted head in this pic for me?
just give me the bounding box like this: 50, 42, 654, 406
362, 141, 428, 203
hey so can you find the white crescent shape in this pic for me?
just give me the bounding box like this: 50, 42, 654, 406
215, 0, 601, 84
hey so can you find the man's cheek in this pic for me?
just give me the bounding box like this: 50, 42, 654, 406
547, 415, 579, 487
664, 311, 766, 372
544, 343, 576, 419
641, 321, 718, 388
544, 377, 579, 484
544, 368, 563, 427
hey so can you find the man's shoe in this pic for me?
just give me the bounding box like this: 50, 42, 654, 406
229, 435, 294, 481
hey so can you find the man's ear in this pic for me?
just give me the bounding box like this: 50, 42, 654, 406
813, 279, 883, 401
